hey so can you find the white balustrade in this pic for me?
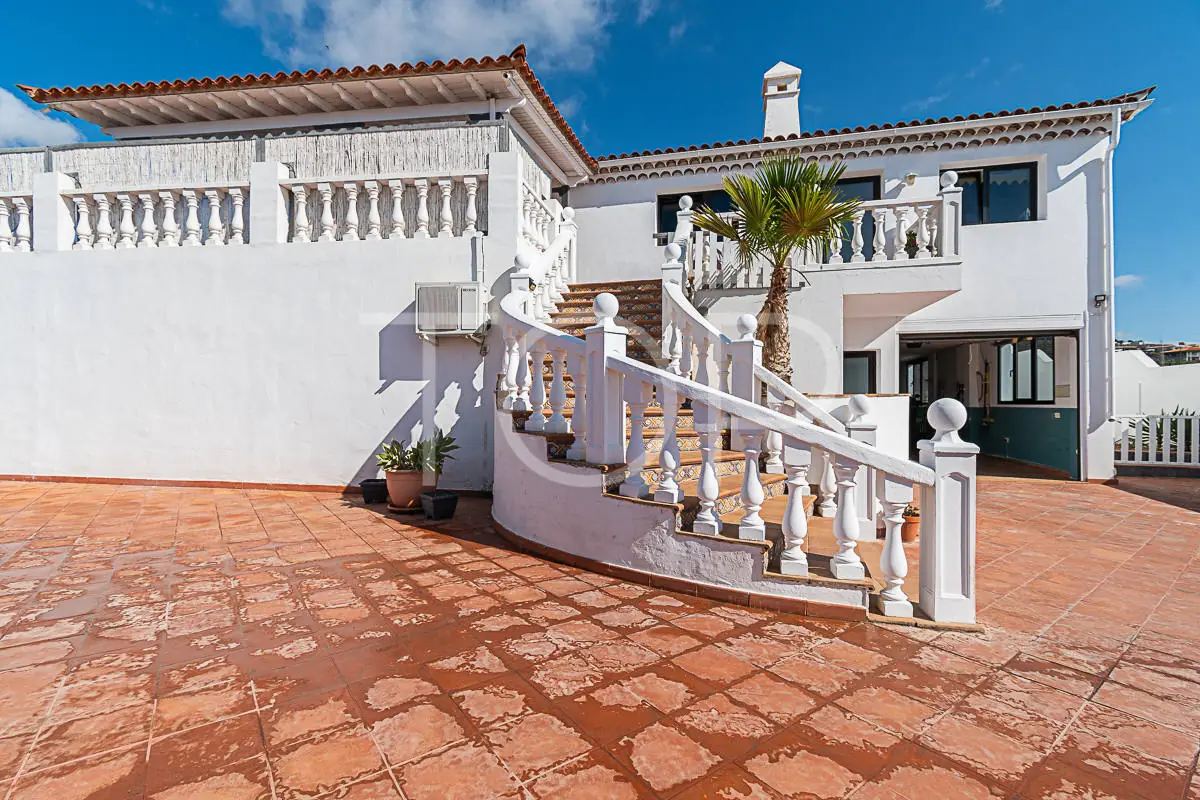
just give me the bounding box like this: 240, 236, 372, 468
0, 195, 32, 252
737, 427, 767, 540
655, 384, 684, 503
546, 347, 570, 434
661, 178, 964, 289
877, 475, 914, 617
61, 185, 248, 249
284, 174, 485, 243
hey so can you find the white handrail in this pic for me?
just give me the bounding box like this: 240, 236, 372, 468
754, 363, 846, 434
610, 354, 935, 485
498, 284, 584, 355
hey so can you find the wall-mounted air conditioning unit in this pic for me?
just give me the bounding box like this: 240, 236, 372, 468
414, 282, 489, 341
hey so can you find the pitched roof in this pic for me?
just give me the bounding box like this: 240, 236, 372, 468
19, 45, 596, 171
596, 87, 1156, 162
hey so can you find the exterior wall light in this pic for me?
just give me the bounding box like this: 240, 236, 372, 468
1093, 294, 1108, 308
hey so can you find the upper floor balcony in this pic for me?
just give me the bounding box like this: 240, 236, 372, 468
666, 172, 965, 305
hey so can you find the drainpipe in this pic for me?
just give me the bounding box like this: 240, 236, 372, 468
1085, 108, 1121, 481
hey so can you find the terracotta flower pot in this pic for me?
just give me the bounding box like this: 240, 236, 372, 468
901, 517, 920, 543
385, 470, 435, 510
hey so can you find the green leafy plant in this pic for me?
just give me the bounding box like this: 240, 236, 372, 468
691, 156, 861, 381
376, 430, 459, 474
903, 504, 920, 518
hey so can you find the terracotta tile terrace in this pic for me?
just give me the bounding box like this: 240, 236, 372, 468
0, 476, 1196, 799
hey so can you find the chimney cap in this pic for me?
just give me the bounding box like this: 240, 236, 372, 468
764, 61, 802, 80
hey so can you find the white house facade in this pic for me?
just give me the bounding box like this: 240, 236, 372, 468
0, 47, 1152, 623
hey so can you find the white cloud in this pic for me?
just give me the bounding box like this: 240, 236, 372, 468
984, 0, 1003, 8
636, 0, 657, 23
224, 0, 614, 71
668, 20, 687, 42
903, 92, 950, 113
1114, 274, 1143, 288
0, 90, 82, 148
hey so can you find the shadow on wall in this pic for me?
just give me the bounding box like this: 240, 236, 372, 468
346, 301, 486, 490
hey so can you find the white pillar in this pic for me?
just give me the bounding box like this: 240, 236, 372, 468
136, 193, 158, 247
584, 292, 628, 465
228, 188, 245, 245
917, 398, 979, 624
343, 183, 361, 241
249, 162, 289, 244
159, 191, 179, 246
32, 173, 76, 251
364, 181, 382, 240
728, 313, 762, 453
938, 171, 963, 259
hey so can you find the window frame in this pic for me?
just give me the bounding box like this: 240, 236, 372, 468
843, 350, 878, 395
997, 336, 1056, 405
944, 162, 1038, 225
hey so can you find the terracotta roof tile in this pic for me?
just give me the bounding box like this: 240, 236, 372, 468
18, 45, 596, 171
595, 87, 1155, 163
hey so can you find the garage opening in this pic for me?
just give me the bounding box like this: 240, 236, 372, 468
899, 332, 1080, 480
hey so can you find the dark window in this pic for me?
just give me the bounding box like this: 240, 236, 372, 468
904, 359, 930, 404
998, 336, 1055, 404
832, 176, 882, 262
657, 190, 732, 237
944, 163, 1036, 225
843, 351, 877, 394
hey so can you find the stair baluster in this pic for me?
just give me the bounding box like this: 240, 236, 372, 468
527, 341, 547, 431
655, 385, 683, 503
737, 427, 766, 540
679, 322, 694, 381
620, 380, 651, 498
877, 476, 915, 616
502, 330, 519, 410
546, 347, 569, 433
830, 456, 866, 579
692, 401, 722, 535
817, 451, 837, 516
780, 437, 812, 575
565, 353, 587, 460
514, 332, 532, 412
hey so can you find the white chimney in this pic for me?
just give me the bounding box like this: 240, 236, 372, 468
762, 61, 802, 138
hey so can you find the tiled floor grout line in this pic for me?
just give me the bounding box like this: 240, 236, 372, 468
248, 679, 280, 800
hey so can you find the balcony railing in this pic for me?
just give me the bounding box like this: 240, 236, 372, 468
668, 172, 965, 292
1115, 414, 1200, 466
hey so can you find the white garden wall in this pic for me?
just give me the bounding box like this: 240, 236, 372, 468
1115, 350, 1200, 415
0, 238, 502, 490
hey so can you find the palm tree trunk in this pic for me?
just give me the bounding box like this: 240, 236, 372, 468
757, 260, 792, 383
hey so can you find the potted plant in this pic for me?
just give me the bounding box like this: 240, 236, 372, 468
904, 228, 919, 259
376, 430, 458, 511
359, 477, 388, 504
901, 504, 920, 542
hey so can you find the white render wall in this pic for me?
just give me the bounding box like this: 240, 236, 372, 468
1115, 350, 1200, 415
0, 239, 498, 489
0, 138, 530, 490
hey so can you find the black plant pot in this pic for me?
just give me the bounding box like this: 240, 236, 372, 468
421, 490, 458, 520
360, 478, 388, 505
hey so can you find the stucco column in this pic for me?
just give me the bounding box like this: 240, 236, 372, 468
32, 173, 76, 252
249, 162, 290, 245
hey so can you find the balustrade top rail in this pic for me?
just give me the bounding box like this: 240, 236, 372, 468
754, 363, 846, 434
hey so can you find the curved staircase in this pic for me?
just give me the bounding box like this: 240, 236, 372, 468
527, 280, 865, 602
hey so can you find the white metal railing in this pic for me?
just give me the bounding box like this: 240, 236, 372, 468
1115, 414, 1200, 465
0, 193, 33, 252
669, 171, 964, 292
499, 274, 980, 624
283, 172, 485, 243
64, 183, 249, 249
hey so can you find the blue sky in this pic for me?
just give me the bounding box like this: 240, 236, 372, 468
2, 0, 1197, 341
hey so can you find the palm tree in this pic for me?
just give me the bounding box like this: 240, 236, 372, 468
691, 156, 861, 382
